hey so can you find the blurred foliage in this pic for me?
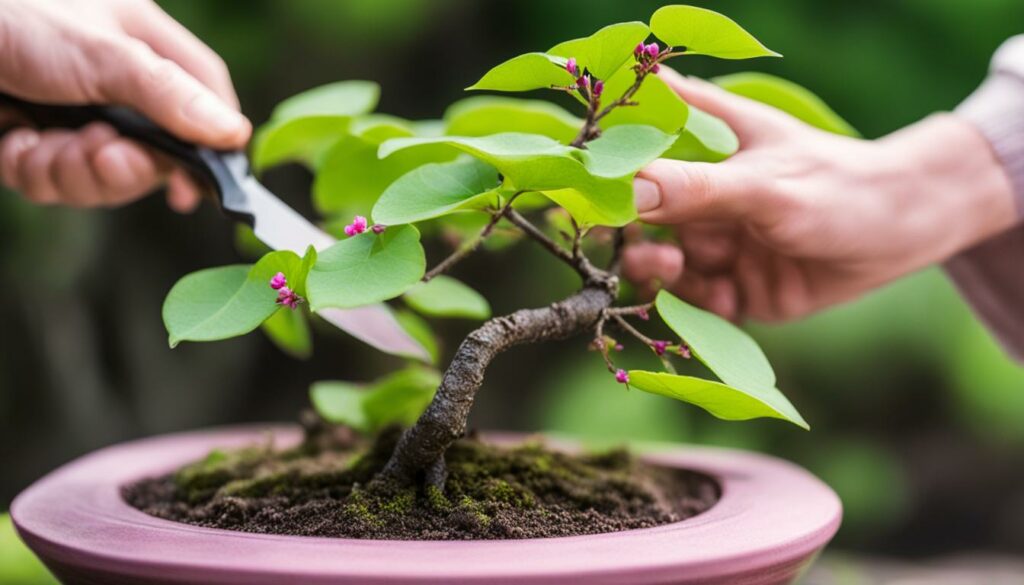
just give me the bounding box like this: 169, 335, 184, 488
0, 514, 56, 585
2, 0, 1023, 572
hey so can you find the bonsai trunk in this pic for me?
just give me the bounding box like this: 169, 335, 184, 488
382, 279, 617, 486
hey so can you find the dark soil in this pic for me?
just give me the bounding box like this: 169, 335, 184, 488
123, 427, 719, 540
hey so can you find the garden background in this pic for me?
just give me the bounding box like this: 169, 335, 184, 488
3, 0, 1023, 581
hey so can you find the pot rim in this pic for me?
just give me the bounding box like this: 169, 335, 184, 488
12, 424, 841, 584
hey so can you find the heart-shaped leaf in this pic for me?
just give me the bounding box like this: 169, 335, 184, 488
547, 22, 651, 81
378, 126, 673, 226
627, 370, 808, 429
163, 250, 303, 347
372, 158, 502, 225
311, 366, 441, 433
314, 125, 455, 216
252, 81, 380, 170
662, 105, 739, 162
650, 5, 780, 60
466, 53, 570, 92
445, 96, 582, 143
404, 275, 491, 320
714, 72, 859, 136
655, 290, 775, 390
306, 225, 425, 310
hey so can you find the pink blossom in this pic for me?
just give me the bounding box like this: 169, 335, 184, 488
344, 215, 368, 237
636, 307, 650, 321
576, 74, 590, 90
650, 63, 661, 74
652, 340, 669, 356
634, 42, 645, 58
615, 369, 630, 384
645, 42, 660, 59
593, 80, 604, 97
678, 343, 692, 359
269, 272, 287, 290
614, 343, 624, 352
565, 57, 579, 76
371, 224, 387, 235
276, 286, 302, 310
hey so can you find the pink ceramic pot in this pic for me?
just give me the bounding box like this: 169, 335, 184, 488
13, 425, 841, 584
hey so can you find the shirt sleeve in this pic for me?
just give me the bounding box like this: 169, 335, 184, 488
947, 35, 1024, 362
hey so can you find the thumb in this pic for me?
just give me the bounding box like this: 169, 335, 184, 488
91, 39, 250, 149
634, 158, 760, 224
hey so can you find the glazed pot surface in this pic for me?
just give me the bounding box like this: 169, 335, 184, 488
12, 425, 841, 585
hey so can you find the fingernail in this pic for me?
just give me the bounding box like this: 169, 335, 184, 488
184, 92, 248, 138
634, 178, 661, 213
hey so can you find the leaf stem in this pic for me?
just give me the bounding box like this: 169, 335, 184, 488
422, 191, 523, 282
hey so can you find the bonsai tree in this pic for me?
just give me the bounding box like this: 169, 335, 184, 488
162, 5, 854, 489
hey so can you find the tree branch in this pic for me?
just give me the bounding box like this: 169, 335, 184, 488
381, 283, 618, 485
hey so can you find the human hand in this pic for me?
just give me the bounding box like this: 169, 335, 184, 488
624, 67, 1018, 322
0, 0, 251, 212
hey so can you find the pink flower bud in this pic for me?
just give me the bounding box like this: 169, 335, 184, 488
634, 42, 645, 58
615, 369, 630, 384
576, 75, 590, 90
269, 272, 287, 290
650, 63, 661, 74
565, 57, 579, 76
371, 223, 386, 235
678, 343, 692, 359
636, 307, 650, 321
593, 80, 604, 97
652, 340, 669, 356
614, 343, 624, 352
276, 286, 302, 310
344, 215, 368, 237
645, 42, 660, 59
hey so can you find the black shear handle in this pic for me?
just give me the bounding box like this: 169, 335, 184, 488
0, 92, 252, 223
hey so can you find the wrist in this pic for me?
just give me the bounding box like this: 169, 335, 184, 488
877, 113, 1018, 264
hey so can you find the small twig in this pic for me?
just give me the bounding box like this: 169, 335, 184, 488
611, 313, 656, 346
604, 302, 653, 318
422, 192, 523, 281
504, 209, 576, 266
607, 227, 626, 274
570, 217, 583, 260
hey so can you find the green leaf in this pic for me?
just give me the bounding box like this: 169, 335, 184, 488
547, 22, 651, 80
655, 290, 775, 390
371, 158, 502, 225
628, 370, 808, 429
445, 96, 582, 143
310, 366, 441, 433
163, 250, 301, 347
662, 105, 739, 162
362, 367, 441, 428
378, 126, 674, 227
714, 72, 859, 136
581, 124, 678, 178
306, 225, 425, 310
599, 69, 689, 134
466, 52, 571, 92
314, 131, 455, 216
261, 306, 312, 359
395, 309, 440, 365
649, 5, 780, 59
310, 380, 368, 430
404, 275, 491, 319
252, 81, 380, 170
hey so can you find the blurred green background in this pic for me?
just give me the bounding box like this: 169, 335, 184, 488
2, 1, 1023, 580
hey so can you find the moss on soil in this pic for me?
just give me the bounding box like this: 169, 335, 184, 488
124, 427, 719, 540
